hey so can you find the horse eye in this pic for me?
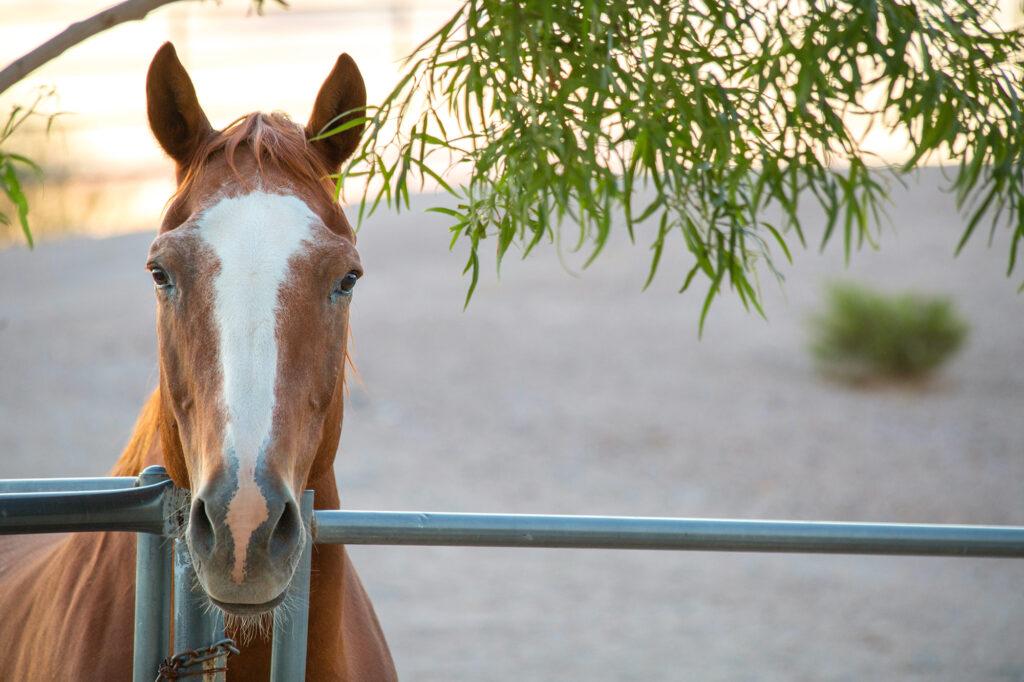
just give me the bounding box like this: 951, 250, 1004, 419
333, 271, 360, 298
149, 266, 171, 288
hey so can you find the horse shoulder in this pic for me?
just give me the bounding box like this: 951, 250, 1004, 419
0, 532, 137, 680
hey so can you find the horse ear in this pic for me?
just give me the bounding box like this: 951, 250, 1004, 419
146, 42, 212, 167
306, 53, 367, 171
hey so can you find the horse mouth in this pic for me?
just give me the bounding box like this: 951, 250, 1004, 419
209, 591, 287, 616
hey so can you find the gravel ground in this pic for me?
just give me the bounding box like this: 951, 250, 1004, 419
1, 169, 1022, 681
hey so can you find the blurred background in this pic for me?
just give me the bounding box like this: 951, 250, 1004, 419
2, 2, 1024, 680
0, 0, 463, 243
3, 0, 1022, 245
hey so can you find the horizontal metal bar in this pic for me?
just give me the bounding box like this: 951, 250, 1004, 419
0, 477, 138, 493
0, 480, 172, 535
314, 511, 1024, 558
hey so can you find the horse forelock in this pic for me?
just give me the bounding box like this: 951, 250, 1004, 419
165, 112, 350, 238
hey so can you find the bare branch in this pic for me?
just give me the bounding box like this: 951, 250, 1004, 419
0, 0, 184, 97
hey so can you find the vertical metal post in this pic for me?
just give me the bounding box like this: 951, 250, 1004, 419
270, 490, 315, 682
133, 466, 173, 682
174, 527, 227, 679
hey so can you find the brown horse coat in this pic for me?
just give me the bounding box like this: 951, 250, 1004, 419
0, 397, 395, 680
0, 44, 397, 681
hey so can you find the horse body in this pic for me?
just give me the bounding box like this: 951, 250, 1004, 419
0, 44, 397, 681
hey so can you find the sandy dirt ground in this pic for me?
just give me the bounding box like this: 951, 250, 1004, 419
1, 169, 1023, 681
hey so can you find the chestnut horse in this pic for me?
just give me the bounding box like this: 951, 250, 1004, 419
0, 43, 397, 681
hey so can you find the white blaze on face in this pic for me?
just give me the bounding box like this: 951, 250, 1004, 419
197, 191, 317, 583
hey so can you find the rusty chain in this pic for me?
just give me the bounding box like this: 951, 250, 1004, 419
155, 638, 240, 681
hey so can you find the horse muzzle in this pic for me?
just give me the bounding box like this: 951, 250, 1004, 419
186, 474, 305, 614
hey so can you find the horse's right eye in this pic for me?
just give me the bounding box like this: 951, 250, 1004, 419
149, 266, 172, 288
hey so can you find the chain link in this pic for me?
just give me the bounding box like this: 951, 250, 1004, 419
155, 638, 240, 681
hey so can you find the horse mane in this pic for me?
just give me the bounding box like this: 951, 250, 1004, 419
174, 111, 337, 210
109, 389, 161, 477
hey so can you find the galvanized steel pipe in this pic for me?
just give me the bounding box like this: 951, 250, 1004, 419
270, 490, 315, 682
173, 537, 227, 679
133, 467, 174, 682
0, 480, 171, 535
0, 477, 137, 493
313, 511, 1024, 558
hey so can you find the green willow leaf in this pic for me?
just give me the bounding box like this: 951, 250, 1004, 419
332, 0, 1024, 325
1, 164, 34, 249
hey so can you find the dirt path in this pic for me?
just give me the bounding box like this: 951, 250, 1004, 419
1, 169, 1022, 680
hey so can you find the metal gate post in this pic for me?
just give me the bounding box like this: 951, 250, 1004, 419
133, 466, 174, 682
270, 490, 314, 682
174, 525, 227, 679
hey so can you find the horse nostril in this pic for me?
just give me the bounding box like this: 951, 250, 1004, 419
268, 499, 302, 561
189, 497, 215, 556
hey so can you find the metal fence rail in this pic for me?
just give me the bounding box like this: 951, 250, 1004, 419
313, 510, 1024, 557
0, 479, 168, 534
2, 465, 1023, 682
0, 477, 137, 493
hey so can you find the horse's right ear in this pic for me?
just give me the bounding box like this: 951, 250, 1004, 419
146, 42, 212, 168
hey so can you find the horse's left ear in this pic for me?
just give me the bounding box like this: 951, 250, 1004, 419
306, 53, 367, 171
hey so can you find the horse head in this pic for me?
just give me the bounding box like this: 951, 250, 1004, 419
144, 42, 365, 615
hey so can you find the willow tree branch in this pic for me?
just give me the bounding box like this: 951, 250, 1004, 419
0, 0, 184, 97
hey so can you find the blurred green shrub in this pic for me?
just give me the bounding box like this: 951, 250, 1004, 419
810, 282, 969, 381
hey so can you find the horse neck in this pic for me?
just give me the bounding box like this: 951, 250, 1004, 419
306, 461, 342, 511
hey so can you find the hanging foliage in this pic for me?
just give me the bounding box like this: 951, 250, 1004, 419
332, 0, 1024, 328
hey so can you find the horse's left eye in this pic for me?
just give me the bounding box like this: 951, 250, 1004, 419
332, 271, 360, 299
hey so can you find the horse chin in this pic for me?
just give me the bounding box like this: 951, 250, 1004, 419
209, 591, 287, 617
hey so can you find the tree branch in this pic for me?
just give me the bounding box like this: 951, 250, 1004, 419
0, 0, 184, 97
